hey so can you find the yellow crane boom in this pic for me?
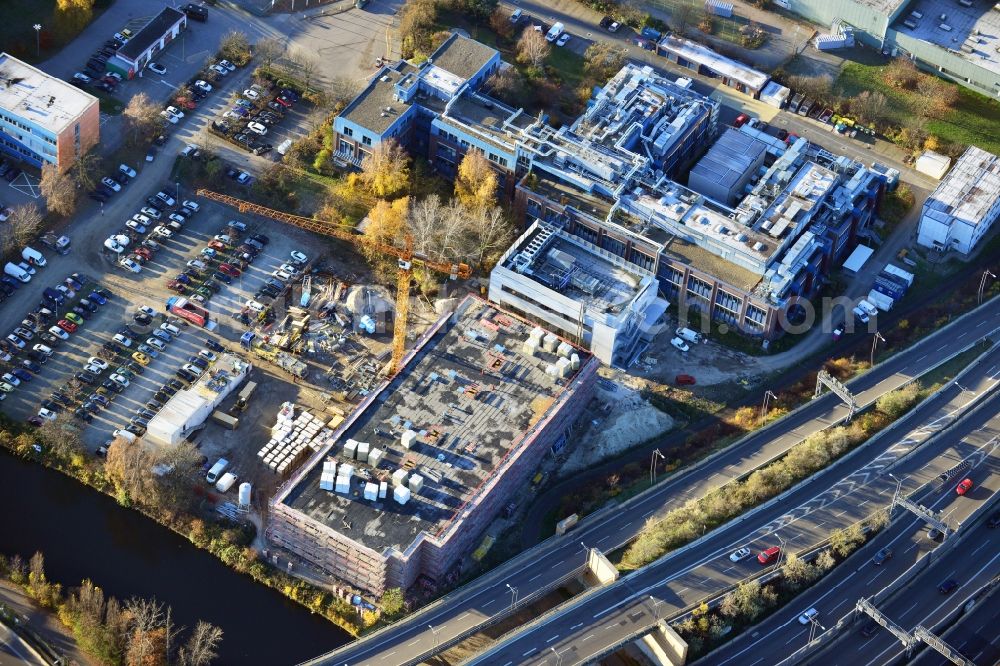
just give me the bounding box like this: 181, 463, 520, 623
195, 189, 472, 376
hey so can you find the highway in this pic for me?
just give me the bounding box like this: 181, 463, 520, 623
305, 300, 1000, 665
0, 622, 46, 666
909, 582, 1000, 666
465, 345, 1000, 665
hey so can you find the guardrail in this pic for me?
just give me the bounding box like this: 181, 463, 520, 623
304, 307, 999, 665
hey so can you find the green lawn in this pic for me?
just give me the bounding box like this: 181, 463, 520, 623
836, 62, 1000, 154
545, 46, 586, 89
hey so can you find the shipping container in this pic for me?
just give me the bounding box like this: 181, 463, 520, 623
212, 410, 239, 429
874, 273, 907, 300
867, 290, 894, 312
883, 264, 915, 286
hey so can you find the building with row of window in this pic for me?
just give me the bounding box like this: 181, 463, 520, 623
917, 145, 1000, 255
0, 53, 99, 170
334, 36, 886, 351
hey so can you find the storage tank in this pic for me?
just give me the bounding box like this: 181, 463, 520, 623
238, 482, 252, 506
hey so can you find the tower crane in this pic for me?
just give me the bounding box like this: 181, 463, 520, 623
195, 189, 472, 376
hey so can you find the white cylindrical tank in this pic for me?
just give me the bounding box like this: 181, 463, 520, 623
238, 482, 252, 506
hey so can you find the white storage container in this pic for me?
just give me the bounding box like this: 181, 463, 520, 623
363, 482, 379, 500
556, 341, 573, 358
379, 481, 388, 499
368, 448, 383, 468
393, 485, 411, 504
357, 441, 370, 463
542, 333, 559, 352
335, 475, 351, 494
401, 430, 417, 449
345, 439, 358, 459
408, 474, 424, 493
392, 469, 409, 487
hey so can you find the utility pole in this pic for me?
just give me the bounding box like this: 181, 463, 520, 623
505, 583, 518, 611
870, 331, 885, 367
978, 269, 996, 304
650, 448, 666, 485
760, 390, 777, 425
33, 24, 42, 56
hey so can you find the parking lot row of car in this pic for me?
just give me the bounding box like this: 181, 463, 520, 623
209, 82, 305, 157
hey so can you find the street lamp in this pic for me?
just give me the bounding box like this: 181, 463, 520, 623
760, 390, 778, 425
772, 534, 788, 573
887, 472, 903, 516
175, 181, 180, 202
807, 615, 826, 643
650, 448, 666, 485
33, 24, 41, 56
978, 269, 996, 304
505, 583, 518, 611
648, 595, 667, 621
870, 331, 886, 367
428, 624, 439, 651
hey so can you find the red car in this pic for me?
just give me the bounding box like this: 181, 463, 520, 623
758, 546, 780, 564
167, 280, 187, 293
733, 113, 750, 128
274, 95, 293, 108
956, 478, 974, 495
57, 319, 77, 333
135, 247, 153, 260
207, 240, 227, 251
218, 263, 241, 277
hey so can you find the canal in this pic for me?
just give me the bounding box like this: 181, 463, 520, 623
0, 450, 349, 664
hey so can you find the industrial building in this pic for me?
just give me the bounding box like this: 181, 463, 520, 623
268, 296, 598, 594
109, 6, 188, 78
0, 53, 99, 169
145, 354, 252, 448
655, 36, 771, 98
917, 145, 1000, 255
489, 221, 668, 365
334, 39, 885, 341
779, 0, 1000, 95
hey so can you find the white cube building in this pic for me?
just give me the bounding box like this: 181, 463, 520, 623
917, 146, 1000, 256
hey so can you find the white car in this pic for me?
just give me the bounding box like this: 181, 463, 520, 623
279, 263, 301, 276
0, 381, 14, 392
48, 326, 70, 340
87, 357, 109, 371
153, 225, 174, 238
218, 59, 236, 71
182, 200, 200, 213
133, 213, 151, 225
729, 547, 752, 563
32, 344, 53, 356
119, 164, 137, 178
160, 111, 179, 125
670, 337, 690, 352
243, 88, 260, 100
556, 33, 571, 47
147, 62, 166, 75
120, 257, 142, 273
137, 305, 156, 318
125, 220, 147, 233
156, 192, 176, 206
194, 80, 212, 93
101, 177, 122, 192
182, 363, 203, 378
112, 334, 133, 347
213, 234, 232, 244
165, 106, 185, 120
5, 334, 25, 349
852, 306, 870, 324
145, 337, 166, 350
272, 269, 292, 282
84, 361, 106, 374
244, 299, 266, 313
140, 206, 162, 219
38, 408, 57, 421
798, 608, 819, 625
2, 372, 21, 386
235, 171, 252, 185
246, 121, 267, 135
289, 250, 307, 265
160, 322, 181, 336
198, 349, 217, 362
209, 64, 228, 76
168, 213, 187, 225
109, 373, 130, 387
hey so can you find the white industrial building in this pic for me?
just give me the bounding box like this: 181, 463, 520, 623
688, 128, 769, 206
917, 146, 1000, 255
489, 220, 668, 366
145, 354, 251, 448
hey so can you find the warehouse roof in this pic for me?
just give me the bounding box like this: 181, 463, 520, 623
689, 128, 768, 196
118, 7, 186, 61
657, 36, 770, 91
0, 53, 98, 134
282, 297, 591, 554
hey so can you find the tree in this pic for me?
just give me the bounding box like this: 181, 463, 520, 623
486, 67, 524, 106
830, 522, 865, 557
850, 90, 887, 126
875, 383, 919, 419
104, 437, 156, 507
254, 37, 285, 69
151, 442, 203, 515
295, 53, 320, 90
787, 74, 833, 105
359, 139, 410, 198
883, 57, 920, 90
459, 0, 498, 20
380, 588, 406, 619
123, 92, 163, 145
178, 621, 223, 666
70, 150, 103, 193
468, 204, 515, 269
54, 0, 95, 43
364, 198, 410, 256
219, 30, 251, 66
123, 598, 170, 666
780, 553, 818, 592
584, 42, 627, 82
455, 151, 499, 210
8, 203, 43, 248
489, 8, 515, 41
326, 76, 362, 113
35, 420, 84, 461
39, 163, 76, 217
517, 29, 550, 69
398, 0, 438, 59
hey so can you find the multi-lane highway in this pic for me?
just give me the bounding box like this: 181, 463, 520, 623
909, 582, 1000, 666
305, 300, 1000, 666
465, 346, 1000, 665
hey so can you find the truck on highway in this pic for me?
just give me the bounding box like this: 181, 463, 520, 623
166, 296, 210, 327
866, 289, 894, 312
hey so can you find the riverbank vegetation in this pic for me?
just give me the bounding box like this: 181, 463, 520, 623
0, 550, 222, 665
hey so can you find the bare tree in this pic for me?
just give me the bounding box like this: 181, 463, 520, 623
584, 41, 626, 81
39, 164, 76, 217
178, 621, 224, 666
70, 150, 102, 193
254, 37, 286, 70
123, 597, 169, 666
517, 29, 550, 69
469, 205, 515, 270
850, 90, 887, 126
8, 203, 43, 248
486, 67, 524, 106
104, 437, 156, 507
123, 92, 163, 145
218, 30, 251, 66
292, 51, 320, 90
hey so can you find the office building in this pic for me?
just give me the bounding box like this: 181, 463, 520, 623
109, 7, 187, 77
917, 145, 1000, 255
0, 53, 99, 169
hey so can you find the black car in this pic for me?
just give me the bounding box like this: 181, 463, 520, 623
102, 341, 123, 355
250, 233, 270, 245
134, 313, 153, 327
153, 134, 167, 147
102, 379, 125, 393
938, 579, 958, 594
126, 424, 147, 436
27, 350, 49, 364
95, 287, 112, 300
213, 271, 232, 284
130, 416, 151, 428
176, 368, 196, 383
125, 361, 145, 376
89, 393, 110, 408
136, 408, 157, 420
2, 276, 21, 290
41, 333, 62, 347
40, 399, 61, 412
168, 379, 184, 391
160, 384, 177, 397
153, 390, 171, 403
188, 356, 209, 370
145, 196, 165, 210
146, 399, 164, 411
872, 547, 893, 565
50, 391, 73, 407
252, 144, 272, 156
79, 299, 98, 312
74, 407, 94, 422
95, 81, 116, 93
205, 338, 225, 353
75, 371, 98, 385
22, 359, 42, 373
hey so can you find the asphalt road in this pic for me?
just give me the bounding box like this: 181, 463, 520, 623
710, 393, 1000, 666
306, 297, 1000, 665
0, 623, 46, 666
909, 585, 1000, 666
464, 347, 1000, 665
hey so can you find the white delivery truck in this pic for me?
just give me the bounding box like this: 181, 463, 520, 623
4, 262, 31, 283
546, 22, 565, 41
675, 327, 704, 344
21, 247, 47, 267
858, 299, 879, 317
206, 458, 229, 483
866, 290, 894, 312
215, 472, 238, 493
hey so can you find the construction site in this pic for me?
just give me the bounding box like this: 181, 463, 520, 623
264, 296, 600, 595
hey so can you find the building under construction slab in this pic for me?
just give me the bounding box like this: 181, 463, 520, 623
268, 296, 599, 595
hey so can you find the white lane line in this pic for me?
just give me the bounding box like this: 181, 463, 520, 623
523, 647, 537, 656
380, 650, 397, 660
528, 573, 543, 582
643, 510, 654, 518
583, 634, 595, 641
571, 622, 584, 630
457, 612, 470, 621
408, 638, 420, 646
545, 634, 560, 644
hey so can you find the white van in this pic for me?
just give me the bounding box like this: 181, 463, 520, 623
858, 299, 879, 317
4, 262, 31, 283
21, 247, 47, 267
276, 139, 293, 156
206, 458, 229, 483
546, 22, 565, 42
215, 472, 237, 493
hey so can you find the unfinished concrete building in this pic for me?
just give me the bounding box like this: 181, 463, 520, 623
268, 296, 598, 594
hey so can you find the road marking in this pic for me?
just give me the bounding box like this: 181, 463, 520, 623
971, 542, 988, 556
457, 612, 470, 621
977, 320, 987, 327
380, 650, 396, 660
643, 510, 654, 518
583, 634, 595, 641
785, 629, 805, 645
545, 634, 559, 643
528, 573, 543, 582
523, 647, 537, 656
571, 622, 584, 630
408, 638, 420, 646
868, 572, 883, 585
